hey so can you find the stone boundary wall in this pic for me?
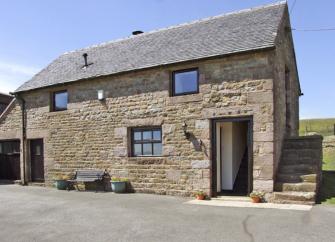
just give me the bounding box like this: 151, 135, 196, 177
284, 135, 323, 194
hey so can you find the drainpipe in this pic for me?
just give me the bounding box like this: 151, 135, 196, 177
11, 92, 27, 185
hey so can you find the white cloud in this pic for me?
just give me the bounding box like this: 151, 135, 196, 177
0, 61, 41, 94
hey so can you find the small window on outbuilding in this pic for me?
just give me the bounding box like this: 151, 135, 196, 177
52, 90, 68, 112
131, 127, 162, 156
172, 68, 199, 96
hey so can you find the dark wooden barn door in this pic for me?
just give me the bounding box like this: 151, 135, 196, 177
0, 141, 20, 180
30, 139, 44, 182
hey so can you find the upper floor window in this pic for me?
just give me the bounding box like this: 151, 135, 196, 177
172, 68, 199, 96
131, 127, 162, 156
52, 90, 68, 112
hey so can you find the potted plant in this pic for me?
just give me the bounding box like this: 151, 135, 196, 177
111, 177, 128, 193
194, 191, 206, 200
54, 174, 71, 190
249, 191, 264, 203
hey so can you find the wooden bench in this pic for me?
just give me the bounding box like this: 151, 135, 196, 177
68, 170, 109, 192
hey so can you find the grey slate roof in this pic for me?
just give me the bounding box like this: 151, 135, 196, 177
16, 1, 287, 93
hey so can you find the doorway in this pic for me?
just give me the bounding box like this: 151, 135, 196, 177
30, 139, 44, 182
211, 117, 253, 197
0, 140, 20, 180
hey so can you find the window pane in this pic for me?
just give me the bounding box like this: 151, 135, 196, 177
153, 130, 161, 141
54, 91, 68, 110
153, 143, 162, 156
3, 143, 11, 154
174, 70, 198, 95
134, 132, 142, 141
143, 131, 152, 140
12, 142, 20, 153
143, 143, 152, 155
35, 145, 41, 156
134, 144, 142, 156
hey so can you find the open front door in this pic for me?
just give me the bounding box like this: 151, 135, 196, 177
30, 139, 44, 182
211, 117, 253, 197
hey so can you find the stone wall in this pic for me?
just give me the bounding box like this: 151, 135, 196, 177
273, 6, 301, 176
0, 100, 21, 140
0, 49, 284, 196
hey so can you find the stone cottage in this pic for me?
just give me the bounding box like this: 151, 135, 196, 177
0, 2, 323, 204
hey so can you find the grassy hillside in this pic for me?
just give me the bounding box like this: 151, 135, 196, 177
299, 118, 335, 137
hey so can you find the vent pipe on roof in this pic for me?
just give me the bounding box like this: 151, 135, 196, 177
83, 53, 88, 67
132, 30, 143, 35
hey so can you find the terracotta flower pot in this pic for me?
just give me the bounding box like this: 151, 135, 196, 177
251, 196, 261, 203
196, 194, 205, 200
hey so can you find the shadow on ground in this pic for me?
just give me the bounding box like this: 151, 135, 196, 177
318, 170, 335, 204
0, 180, 16, 185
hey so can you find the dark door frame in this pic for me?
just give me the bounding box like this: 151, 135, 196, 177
211, 116, 253, 197
29, 139, 44, 182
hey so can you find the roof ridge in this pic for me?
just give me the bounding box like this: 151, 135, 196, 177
63, 1, 287, 55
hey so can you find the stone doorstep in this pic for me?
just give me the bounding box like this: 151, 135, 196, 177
27, 182, 46, 187
184, 199, 312, 211
279, 164, 318, 174
277, 173, 317, 183
212, 196, 250, 202
272, 191, 315, 205
274, 182, 316, 192
0, 179, 21, 185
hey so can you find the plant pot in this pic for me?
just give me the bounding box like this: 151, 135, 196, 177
55, 180, 68, 190
251, 196, 261, 203
196, 194, 205, 200
111, 181, 127, 193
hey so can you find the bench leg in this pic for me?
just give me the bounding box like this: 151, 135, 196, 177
75, 182, 80, 191
66, 182, 71, 191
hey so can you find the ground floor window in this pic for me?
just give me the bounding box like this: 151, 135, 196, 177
131, 127, 162, 156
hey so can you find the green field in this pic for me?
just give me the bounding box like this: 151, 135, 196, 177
299, 118, 335, 136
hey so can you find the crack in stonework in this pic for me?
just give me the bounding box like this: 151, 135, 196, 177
242, 215, 255, 242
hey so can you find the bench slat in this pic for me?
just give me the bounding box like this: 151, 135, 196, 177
73, 170, 107, 182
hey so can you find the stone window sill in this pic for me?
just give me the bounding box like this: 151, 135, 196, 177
167, 93, 203, 104
48, 110, 68, 116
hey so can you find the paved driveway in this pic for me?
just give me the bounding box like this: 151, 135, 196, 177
0, 185, 334, 242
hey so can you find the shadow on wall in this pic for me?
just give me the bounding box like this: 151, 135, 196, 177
318, 171, 335, 204
188, 132, 208, 157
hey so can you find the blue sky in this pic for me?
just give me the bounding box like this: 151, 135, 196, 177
0, 0, 334, 119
